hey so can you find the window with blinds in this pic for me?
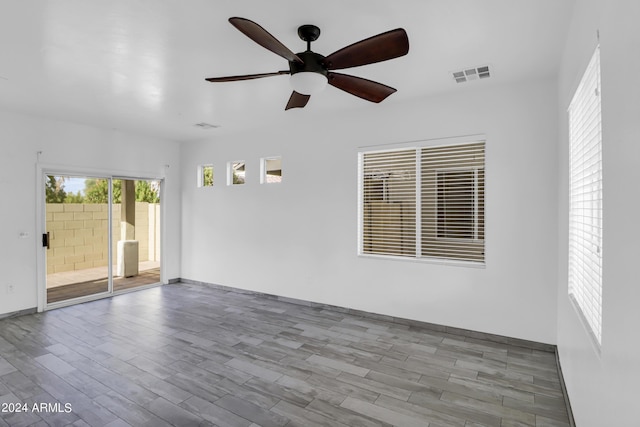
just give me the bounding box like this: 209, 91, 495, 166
568, 46, 603, 345
360, 141, 485, 263
361, 149, 416, 257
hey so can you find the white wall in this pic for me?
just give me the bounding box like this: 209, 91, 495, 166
556, 0, 640, 425
0, 110, 181, 316
181, 77, 559, 344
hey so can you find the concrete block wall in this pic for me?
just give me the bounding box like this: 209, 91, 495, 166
46, 203, 159, 274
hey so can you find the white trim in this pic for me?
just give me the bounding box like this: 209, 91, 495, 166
260, 156, 282, 184
357, 133, 487, 151
159, 177, 167, 287
35, 164, 45, 312
36, 164, 166, 312
38, 162, 165, 182
108, 177, 114, 293
45, 282, 163, 311
359, 253, 486, 269
415, 150, 422, 257
197, 164, 214, 187
357, 152, 365, 255
227, 160, 246, 185
358, 137, 486, 265
569, 294, 602, 357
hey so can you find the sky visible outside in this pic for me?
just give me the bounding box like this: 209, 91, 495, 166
53, 176, 161, 197
63, 177, 86, 195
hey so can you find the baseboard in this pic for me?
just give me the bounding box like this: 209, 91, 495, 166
178, 278, 555, 353
555, 349, 577, 427
0, 307, 37, 320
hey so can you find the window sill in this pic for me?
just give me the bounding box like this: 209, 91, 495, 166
358, 253, 486, 269
568, 294, 602, 357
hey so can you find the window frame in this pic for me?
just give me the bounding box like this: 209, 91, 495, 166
567, 45, 603, 347
227, 161, 246, 186
261, 156, 282, 184
197, 164, 214, 188
358, 139, 486, 266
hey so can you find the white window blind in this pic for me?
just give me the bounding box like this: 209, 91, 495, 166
568, 46, 603, 344
361, 149, 417, 257
360, 141, 485, 263
436, 169, 477, 239
422, 143, 485, 262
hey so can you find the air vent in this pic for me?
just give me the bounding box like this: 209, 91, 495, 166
452, 65, 491, 83
194, 122, 220, 129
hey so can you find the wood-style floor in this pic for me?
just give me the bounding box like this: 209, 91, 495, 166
0, 282, 570, 427
46, 269, 161, 304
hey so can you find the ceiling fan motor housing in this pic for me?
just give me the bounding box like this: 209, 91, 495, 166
289, 51, 328, 77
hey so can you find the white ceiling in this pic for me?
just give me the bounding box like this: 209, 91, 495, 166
0, 0, 575, 142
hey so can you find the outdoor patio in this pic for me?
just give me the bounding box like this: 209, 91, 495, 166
46, 261, 161, 303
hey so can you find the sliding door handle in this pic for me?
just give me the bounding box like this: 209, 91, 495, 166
42, 232, 50, 250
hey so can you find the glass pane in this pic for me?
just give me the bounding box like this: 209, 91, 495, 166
420, 142, 485, 262
45, 175, 110, 303
230, 161, 245, 185
263, 157, 282, 183
112, 179, 161, 292
201, 165, 213, 187
361, 149, 417, 257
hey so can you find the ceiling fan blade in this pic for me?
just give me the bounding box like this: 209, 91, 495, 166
285, 91, 310, 110
206, 70, 289, 82
327, 72, 397, 103
324, 28, 409, 70
229, 17, 303, 64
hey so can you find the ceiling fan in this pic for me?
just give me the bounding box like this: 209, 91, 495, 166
206, 17, 409, 110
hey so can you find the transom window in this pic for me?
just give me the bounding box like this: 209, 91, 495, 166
228, 161, 245, 185
261, 157, 282, 184
198, 165, 213, 187
359, 141, 485, 264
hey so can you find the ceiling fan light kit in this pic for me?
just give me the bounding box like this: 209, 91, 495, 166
288, 29, 328, 96
289, 72, 327, 96
206, 17, 409, 110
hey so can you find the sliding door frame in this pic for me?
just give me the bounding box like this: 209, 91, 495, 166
36, 164, 166, 312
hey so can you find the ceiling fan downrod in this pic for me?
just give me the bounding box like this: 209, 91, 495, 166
297, 24, 321, 51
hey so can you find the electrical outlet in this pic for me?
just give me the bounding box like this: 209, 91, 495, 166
7, 284, 14, 294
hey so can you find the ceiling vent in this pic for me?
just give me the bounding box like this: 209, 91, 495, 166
452, 66, 491, 83
194, 122, 220, 129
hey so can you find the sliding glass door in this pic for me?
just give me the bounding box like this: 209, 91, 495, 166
111, 178, 162, 293
45, 174, 111, 303
44, 174, 161, 306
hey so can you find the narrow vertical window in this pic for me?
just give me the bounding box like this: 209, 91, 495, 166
261, 157, 282, 184
568, 46, 602, 345
198, 165, 213, 187
228, 161, 245, 185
